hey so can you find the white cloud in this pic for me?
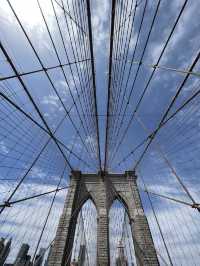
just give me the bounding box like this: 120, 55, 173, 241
0, 140, 9, 155
129, 34, 137, 52
0, 0, 60, 52
29, 166, 47, 179
85, 135, 96, 147
91, 0, 110, 53
41, 94, 59, 108
41, 94, 65, 119
67, 136, 82, 154
147, 0, 200, 66
1, 0, 63, 33
167, 0, 200, 52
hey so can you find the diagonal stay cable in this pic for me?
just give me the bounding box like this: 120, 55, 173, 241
135, 113, 199, 207
0, 104, 76, 216
36, 0, 97, 161
50, 0, 93, 140
111, 0, 160, 137
138, 173, 173, 266
32, 163, 67, 263
0, 91, 93, 169
110, 0, 190, 164
115, 82, 200, 168
33, 125, 92, 263
133, 50, 200, 170
0, 40, 74, 170
59, 0, 100, 160
0, 138, 52, 216
109, 0, 161, 162
5, 0, 98, 167
111, 0, 148, 143
108, 0, 148, 154
67, 0, 101, 158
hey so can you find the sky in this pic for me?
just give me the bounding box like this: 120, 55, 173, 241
0, 0, 200, 265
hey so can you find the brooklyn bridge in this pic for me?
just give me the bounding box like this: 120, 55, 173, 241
0, 0, 200, 265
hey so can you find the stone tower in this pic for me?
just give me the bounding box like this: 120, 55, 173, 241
48, 171, 159, 266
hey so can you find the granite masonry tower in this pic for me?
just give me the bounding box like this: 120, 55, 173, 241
48, 171, 159, 266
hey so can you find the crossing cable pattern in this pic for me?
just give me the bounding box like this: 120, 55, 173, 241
105, 0, 200, 168
0, 0, 101, 264
105, 0, 200, 265
1, 0, 101, 172
1, 0, 200, 265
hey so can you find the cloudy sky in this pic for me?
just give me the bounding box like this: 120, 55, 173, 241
0, 0, 200, 265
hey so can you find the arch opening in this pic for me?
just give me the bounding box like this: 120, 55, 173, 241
71, 199, 97, 266
109, 199, 136, 266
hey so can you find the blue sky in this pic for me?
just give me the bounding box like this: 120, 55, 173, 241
0, 0, 200, 265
